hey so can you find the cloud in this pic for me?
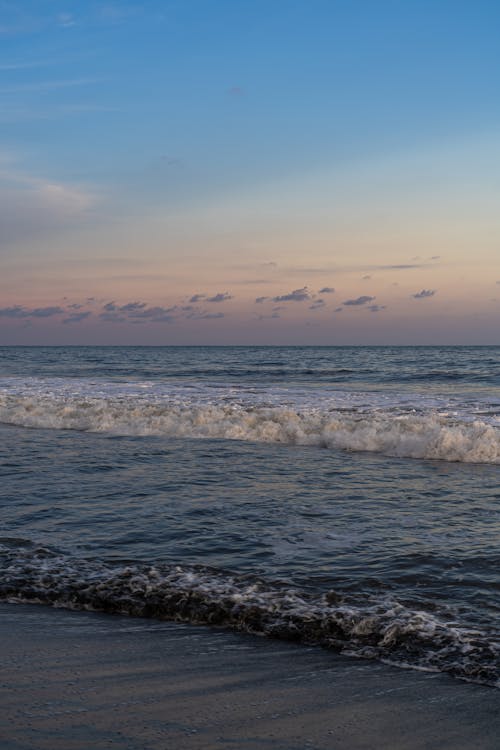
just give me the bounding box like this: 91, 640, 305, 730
255, 296, 269, 303
342, 296, 375, 306
128, 306, 176, 321
0, 305, 64, 319
98, 311, 127, 323
318, 287, 335, 294
62, 311, 91, 324
273, 287, 310, 302
118, 301, 147, 312
309, 299, 325, 310
412, 289, 436, 299
0, 159, 95, 246
99, 301, 176, 323
96, 299, 230, 324
429, 256, 441, 260
57, 13, 77, 28
189, 312, 225, 320
334, 307, 343, 313
189, 292, 233, 304
258, 312, 281, 320
0, 306, 30, 319
381, 264, 422, 270
0, 78, 99, 94
206, 292, 233, 303
367, 305, 386, 313
0, 59, 58, 71
31, 306, 65, 318
1, 296, 237, 328
362, 275, 371, 280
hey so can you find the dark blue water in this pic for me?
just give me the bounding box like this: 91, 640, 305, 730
0, 345, 499, 387
0, 346, 499, 685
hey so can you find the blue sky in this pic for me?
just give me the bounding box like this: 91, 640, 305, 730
1, 1, 499, 344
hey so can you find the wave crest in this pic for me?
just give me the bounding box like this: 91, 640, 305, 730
0, 546, 498, 686
0, 390, 498, 463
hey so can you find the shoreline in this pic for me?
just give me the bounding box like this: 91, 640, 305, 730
1, 603, 499, 749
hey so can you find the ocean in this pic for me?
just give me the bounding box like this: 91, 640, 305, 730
0, 345, 499, 686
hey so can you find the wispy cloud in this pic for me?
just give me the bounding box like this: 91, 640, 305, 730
318, 287, 335, 294
0, 158, 96, 245
0, 78, 99, 94
0, 59, 58, 71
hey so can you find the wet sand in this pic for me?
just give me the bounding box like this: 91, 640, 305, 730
1, 603, 499, 750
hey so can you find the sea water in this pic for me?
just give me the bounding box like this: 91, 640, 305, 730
0, 346, 499, 685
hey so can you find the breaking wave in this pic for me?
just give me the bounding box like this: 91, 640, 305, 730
0, 379, 498, 463
1, 544, 498, 686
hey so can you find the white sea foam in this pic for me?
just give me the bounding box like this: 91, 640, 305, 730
0, 378, 498, 463
1, 546, 498, 685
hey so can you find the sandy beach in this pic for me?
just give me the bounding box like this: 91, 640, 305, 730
1, 603, 499, 750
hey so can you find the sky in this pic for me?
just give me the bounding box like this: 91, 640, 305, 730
1, 0, 499, 345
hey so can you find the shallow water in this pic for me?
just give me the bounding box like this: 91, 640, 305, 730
0, 346, 499, 685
